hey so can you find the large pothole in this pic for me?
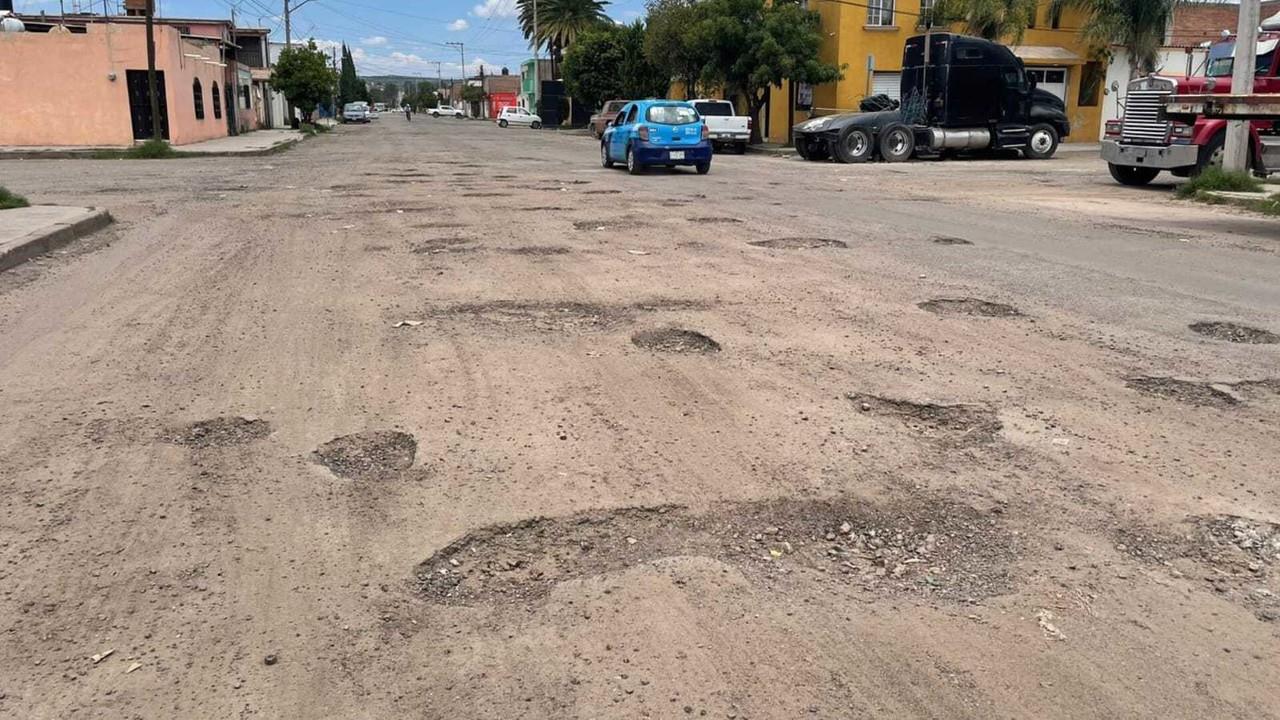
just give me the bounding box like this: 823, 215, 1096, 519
1125, 377, 1239, 408
631, 327, 721, 354
1189, 321, 1280, 345
165, 416, 272, 448
412, 237, 476, 254
848, 393, 1002, 445
313, 430, 417, 480
573, 219, 645, 231
503, 245, 571, 256
1117, 514, 1280, 622
437, 301, 634, 333
749, 237, 847, 249
413, 497, 1018, 606
919, 298, 1022, 317
931, 235, 973, 245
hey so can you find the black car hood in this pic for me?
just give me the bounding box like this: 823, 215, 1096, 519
793, 109, 904, 134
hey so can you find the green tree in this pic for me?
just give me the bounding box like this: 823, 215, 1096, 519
269, 40, 337, 123
564, 22, 670, 111
930, 0, 1039, 41
1050, 0, 1185, 77
338, 44, 364, 106
518, 0, 612, 72
697, 0, 842, 143
644, 0, 711, 99
618, 22, 670, 100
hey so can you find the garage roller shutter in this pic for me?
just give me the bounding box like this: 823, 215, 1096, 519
871, 71, 901, 101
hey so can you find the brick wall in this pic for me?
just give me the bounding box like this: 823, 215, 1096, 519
1171, 1, 1280, 48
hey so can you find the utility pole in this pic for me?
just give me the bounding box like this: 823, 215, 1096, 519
1224, 0, 1261, 171
283, 0, 316, 48
332, 46, 338, 119
145, 0, 161, 141
446, 41, 465, 112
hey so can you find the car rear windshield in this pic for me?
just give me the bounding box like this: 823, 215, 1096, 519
646, 105, 699, 125
694, 102, 732, 116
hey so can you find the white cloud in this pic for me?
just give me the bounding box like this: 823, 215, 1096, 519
361, 36, 388, 46
449, 18, 470, 31
472, 0, 517, 19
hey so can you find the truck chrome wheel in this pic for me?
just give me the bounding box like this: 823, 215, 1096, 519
1023, 124, 1059, 160
879, 125, 915, 163
846, 132, 868, 157
1030, 129, 1054, 155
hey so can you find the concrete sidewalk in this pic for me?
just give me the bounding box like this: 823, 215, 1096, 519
178, 129, 305, 155
0, 129, 305, 159
0, 206, 113, 272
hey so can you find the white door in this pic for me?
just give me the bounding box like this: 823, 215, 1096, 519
871, 71, 901, 101
1027, 68, 1069, 102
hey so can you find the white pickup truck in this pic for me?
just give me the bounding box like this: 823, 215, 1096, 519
429, 105, 465, 119
692, 99, 750, 154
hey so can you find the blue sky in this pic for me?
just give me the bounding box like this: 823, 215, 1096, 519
15, 0, 647, 77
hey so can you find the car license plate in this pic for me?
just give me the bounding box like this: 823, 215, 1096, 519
669, 151, 685, 160
716, 134, 733, 139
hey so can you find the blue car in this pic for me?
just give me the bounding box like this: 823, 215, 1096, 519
601, 100, 712, 175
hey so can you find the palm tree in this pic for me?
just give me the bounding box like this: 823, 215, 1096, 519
1050, 0, 1185, 78
518, 0, 612, 72
930, 0, 1040, 42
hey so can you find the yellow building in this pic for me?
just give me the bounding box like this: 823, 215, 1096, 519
763, 0, 1105, 144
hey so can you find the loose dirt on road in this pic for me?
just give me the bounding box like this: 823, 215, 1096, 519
1, 119, 1279, 720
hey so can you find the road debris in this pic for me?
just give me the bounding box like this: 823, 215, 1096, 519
1036, 610, 1067, 641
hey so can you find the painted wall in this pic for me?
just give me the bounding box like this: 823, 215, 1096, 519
0, 23, 228, 147
765, 1, 1104, 144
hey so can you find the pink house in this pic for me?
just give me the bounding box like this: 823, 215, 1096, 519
0, 17, 260, 147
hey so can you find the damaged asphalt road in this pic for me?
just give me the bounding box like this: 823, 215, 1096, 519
1, 119, 1278, 719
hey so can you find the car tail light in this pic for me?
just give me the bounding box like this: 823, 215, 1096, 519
1104, 119, 1122, 138
700, 123, 709, 141
637, 125, 650, 141
747, 117, 753, 130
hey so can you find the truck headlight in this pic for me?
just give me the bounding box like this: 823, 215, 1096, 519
1170, 122, 1194, 143
1105, 120, 1123, 137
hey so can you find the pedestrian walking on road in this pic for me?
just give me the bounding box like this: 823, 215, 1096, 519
405, 106, 412, 122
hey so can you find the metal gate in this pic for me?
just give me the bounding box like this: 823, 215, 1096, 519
126, 69, 170, 140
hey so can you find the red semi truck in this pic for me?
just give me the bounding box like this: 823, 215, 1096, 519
1103, 14, 1280, 185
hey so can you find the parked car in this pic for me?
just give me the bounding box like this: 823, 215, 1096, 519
692, 99, 750, 154
600, 100, 712, 175
368, 107, 380, 120
341, 102, 370, 124
590, 100, 628, 138
430, 105, 465, 119
496, 106, 543, 129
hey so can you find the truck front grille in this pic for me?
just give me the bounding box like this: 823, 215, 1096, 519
1122, 89, 1172, 145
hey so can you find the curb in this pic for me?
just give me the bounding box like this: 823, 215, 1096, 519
0, 208, 113, 272
745, 145, 796, 158
0, 136, 304, 161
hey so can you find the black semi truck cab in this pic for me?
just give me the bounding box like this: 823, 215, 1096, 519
794, 32, 1071, 164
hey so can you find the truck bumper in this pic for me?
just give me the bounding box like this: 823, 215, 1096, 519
1101, 140, 1198, 170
